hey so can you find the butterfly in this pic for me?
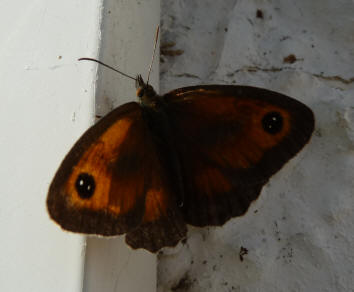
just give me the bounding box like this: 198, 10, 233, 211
47, 55, 314, 253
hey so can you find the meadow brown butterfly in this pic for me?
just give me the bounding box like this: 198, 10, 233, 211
47, 29, 314, 252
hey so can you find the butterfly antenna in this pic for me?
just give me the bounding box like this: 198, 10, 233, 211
78, 58, 137, 81
146, 25, 160, 85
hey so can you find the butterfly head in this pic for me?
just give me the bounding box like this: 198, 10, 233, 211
136, 75, 159, 107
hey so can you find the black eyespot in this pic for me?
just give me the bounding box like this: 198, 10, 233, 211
75, 173, 96, 199
262, 112, 283, 134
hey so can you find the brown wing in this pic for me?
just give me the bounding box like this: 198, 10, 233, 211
163, 85, 314, 227
47, 102, 186, 251
125, 149, 187, 252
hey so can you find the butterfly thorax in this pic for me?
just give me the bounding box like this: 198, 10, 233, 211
136, 75, 161, 108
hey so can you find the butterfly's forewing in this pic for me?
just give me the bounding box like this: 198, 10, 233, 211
163, 86, 314, 226
47, 102, 146, 235
47, 102, 186, 251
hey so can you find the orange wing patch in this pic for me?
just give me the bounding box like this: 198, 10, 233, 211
47, 103, 148, 236
170, 91, 292, 168
206, 99, 291, 169
66, 118, 133, 213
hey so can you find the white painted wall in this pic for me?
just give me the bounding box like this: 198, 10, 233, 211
0, 1, 101, 291
159, 0, 354, 291
0, 0, 158, 291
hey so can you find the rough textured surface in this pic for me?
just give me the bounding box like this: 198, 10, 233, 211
158, 0, 354, 291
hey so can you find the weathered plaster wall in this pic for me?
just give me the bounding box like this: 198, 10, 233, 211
158, 1, 354, 291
